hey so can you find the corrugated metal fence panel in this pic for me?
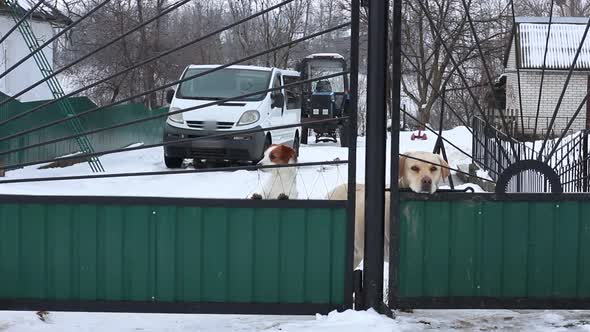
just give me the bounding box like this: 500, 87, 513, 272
0, 97, 167, 168
0, 201, 347, 307
398, 199, 590, 302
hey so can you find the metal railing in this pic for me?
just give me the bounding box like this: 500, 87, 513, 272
486, 109, 576, 141
473, 116, 589, 192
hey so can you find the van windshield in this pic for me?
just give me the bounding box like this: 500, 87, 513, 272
177, 68, 272, 101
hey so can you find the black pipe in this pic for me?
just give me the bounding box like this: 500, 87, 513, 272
0, 160, 348, 185
531, 0, 555, 152
510, 4, 525, 142
346, 0, 361, 310
584, 130, 589, 191
388, 0, 402, 311
363, 0, 390, 315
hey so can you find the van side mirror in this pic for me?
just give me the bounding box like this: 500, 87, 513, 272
166, 89, 175, 104
271, 92, 284, 108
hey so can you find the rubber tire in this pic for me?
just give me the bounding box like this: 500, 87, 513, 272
339, 125, 350, 148
293, 131, 300, 157
164, 155, 183, 168
301, 126, 309, 144
254, 135, 271, 164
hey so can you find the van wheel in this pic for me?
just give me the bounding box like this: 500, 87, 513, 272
165, 155, 183, 168
293, 131, 300, 157
301, 127, 308, 144
254, 136, 271, 164
339, 126, 350, 148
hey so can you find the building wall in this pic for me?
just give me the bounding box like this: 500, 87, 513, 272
505, 70, 588, 136
0, 15, 55, 102
505, 39, 588, 136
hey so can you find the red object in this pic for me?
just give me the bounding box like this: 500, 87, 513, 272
411, 130, 428, 141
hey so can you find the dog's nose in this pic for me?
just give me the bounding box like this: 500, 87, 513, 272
420, 176, 432, 192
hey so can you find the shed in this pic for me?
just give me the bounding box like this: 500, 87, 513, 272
0, 0, 71, 102
503, 17, 590, 139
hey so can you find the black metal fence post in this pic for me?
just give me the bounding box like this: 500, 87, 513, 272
388, 0, 402, 313
363, 0, 391, 316
584, 130, 589, 191
348, 0, 361, 310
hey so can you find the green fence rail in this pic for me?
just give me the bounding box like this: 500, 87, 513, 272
0, 97, 166, 168
0, 196, 349, 314
394, 194, 590, 309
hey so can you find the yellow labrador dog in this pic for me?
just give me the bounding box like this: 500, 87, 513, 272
328, 151, 450, 268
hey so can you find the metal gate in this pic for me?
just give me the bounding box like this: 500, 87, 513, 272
0, 0, 362, 315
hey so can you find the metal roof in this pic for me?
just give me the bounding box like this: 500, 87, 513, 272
0, 0, 72, 26
515, 17, 590, 70
515, 17, 589, 24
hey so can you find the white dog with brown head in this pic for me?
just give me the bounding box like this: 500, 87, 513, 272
328, 151, 450, 268
250, 144, 298, 200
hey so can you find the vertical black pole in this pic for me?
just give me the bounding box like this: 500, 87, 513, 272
363, 0, 390, 315
583, 129, 589, 191
347, 0, 361, 309
388, 0, 402, 310
433, 88, 454, 189
403, 104, 406, 129
484, 122, 489, 170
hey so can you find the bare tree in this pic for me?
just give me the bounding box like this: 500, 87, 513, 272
227, 0, 311, 68
59, 0, 225, 108
399, 0, 507, 128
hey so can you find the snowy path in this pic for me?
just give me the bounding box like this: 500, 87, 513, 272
1, 308, 589, 331
0, 127, 479, 197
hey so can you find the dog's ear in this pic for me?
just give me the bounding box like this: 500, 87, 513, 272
438, 155, 450, 180
398, 155, 406, 180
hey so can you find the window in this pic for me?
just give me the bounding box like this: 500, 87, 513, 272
307, 60, 345, 93
284, 75, 301, 110
177, 68, 271, 101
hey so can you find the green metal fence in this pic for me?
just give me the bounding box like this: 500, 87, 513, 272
392, 194, 590, 309
0, 196, 350, 314
0, 97, 166, 168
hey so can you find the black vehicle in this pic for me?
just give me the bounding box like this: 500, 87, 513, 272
297, 53, 351, 147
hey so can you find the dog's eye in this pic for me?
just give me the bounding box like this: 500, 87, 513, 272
411, 166, 419, 172
270, 153, 276, 160
430, 166, 437, 172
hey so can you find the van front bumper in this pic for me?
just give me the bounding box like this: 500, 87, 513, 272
163, 123, 266, 161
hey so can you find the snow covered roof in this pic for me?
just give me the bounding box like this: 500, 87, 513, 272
305, 53, 345, 60
512, 17, 590, 70
0, 0, 71, 26
188, 64, 274, 72
186, 64, 300, 76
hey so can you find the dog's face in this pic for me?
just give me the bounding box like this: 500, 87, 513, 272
399, 151, 450, 194
258, 144, 297, 167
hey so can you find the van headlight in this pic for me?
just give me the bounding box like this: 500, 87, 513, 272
237, 110, 260, 126
168, 107, 184, 124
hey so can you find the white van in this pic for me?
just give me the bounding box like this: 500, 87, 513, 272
163, 65, 301, 168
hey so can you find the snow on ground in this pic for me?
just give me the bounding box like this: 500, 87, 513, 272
0, 126, 480, 197
2, 126, 586, 331
1, 308, 590, 332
